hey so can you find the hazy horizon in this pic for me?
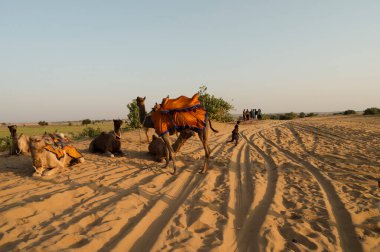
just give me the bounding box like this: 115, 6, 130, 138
1, 1, 379, 123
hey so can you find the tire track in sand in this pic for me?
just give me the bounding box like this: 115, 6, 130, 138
258, 130, 363, 252
235, 131, 278, 251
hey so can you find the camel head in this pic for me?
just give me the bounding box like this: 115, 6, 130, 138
29, 136, 48, 176
136, 96, 146, 107
153, 103, 161, 112
8, 125, 17, 137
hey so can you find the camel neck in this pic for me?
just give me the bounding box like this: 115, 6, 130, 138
137, 104, 147, 123
114, 128, 121, 138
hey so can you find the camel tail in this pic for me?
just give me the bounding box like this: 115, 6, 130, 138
208, 119, 219, 133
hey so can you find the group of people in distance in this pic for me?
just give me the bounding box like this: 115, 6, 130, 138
243, 108, 262, 120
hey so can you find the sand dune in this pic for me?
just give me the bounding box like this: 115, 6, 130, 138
0, 116, 379, 251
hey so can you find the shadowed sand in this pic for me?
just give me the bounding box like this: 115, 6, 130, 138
0, 117, 379, 251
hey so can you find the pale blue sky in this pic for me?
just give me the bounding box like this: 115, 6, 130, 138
1, 1, 379, 122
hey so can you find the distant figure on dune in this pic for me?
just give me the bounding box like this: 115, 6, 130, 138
258, 109, 262, 120
89, 119, 124, 157
8, 125, 30, 155
227, 120, 240, 146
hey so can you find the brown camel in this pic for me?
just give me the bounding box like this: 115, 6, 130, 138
148, 135, 168, 163
8, 125, 30, 155
89, 119, 124, 157
150, 100, 218, 174
136, 96, 155, 143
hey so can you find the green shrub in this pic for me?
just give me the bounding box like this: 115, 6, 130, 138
299, 112, 306, 118
306, 113, 318, 117
82, 119, 91, 125
198, 85, 234, 122
75, 127, 102, 139
0, 136, 11, 152
363, 107, 380, 115
343, 110, 356, 115
38, 121, 48, 126
126, 100, 142, 129
279, 112, 297, 120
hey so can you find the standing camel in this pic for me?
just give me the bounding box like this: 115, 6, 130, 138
136, 97, 155, 143
145, 94, 219, 174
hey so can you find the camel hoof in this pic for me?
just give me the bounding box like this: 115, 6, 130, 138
33, 172, 42, 177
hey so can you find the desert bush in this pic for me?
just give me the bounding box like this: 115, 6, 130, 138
76, 127, 102, 139
38, 121, 48, 126
82, 119, 91, 125
1, 123, 6, 126
343, 110, 356, 115
126, 100, 142, 129
0, 136, 11, 152
306, 113, 318, 117
299, 112, 306, 118
363, 107, 380, 115
198, 85, 234, 122
68, 122, 72, 126
279, 112, 297, 120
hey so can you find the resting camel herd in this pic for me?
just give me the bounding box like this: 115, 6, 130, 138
5, 95, 219, 176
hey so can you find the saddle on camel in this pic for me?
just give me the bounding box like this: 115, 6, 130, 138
150, 93, 218, 174
30, 133, 84, 177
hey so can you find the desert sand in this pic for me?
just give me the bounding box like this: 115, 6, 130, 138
0, 116, 379, 252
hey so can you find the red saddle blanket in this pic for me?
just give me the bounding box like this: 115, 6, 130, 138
151, 93, 207, 136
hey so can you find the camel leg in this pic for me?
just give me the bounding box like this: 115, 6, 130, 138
105, 151, 114, 157
198, 128, 210, 174
162, 133, 176, 174
43, 165, 64, 176
145, 127, 150, 143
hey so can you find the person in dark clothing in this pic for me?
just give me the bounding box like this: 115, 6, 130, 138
258, 109, 262, 120
227, 121, 240, 146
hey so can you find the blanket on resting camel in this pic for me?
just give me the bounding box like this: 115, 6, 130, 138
44, 145, 83, 160
151, 93, 207, 136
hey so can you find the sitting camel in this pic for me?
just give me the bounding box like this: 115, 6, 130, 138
8, 125, 30, 155
89, 119, 124, 157
148, 135, 168, 163
149, 130, 196, 165
147, 94, 218, 174
29, 135, 84, 176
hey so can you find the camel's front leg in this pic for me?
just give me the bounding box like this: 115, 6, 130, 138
198, 131, 210, 174
162, 133, 176, 174
144, 127, 150, 143
43, 165, 64, 176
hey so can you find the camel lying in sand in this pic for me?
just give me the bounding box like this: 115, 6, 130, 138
8, 125, 30, 155
148, 135, 168, 163
29, 135, 84, 176
149, 130, 195, 165
89, 119, 124, 157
